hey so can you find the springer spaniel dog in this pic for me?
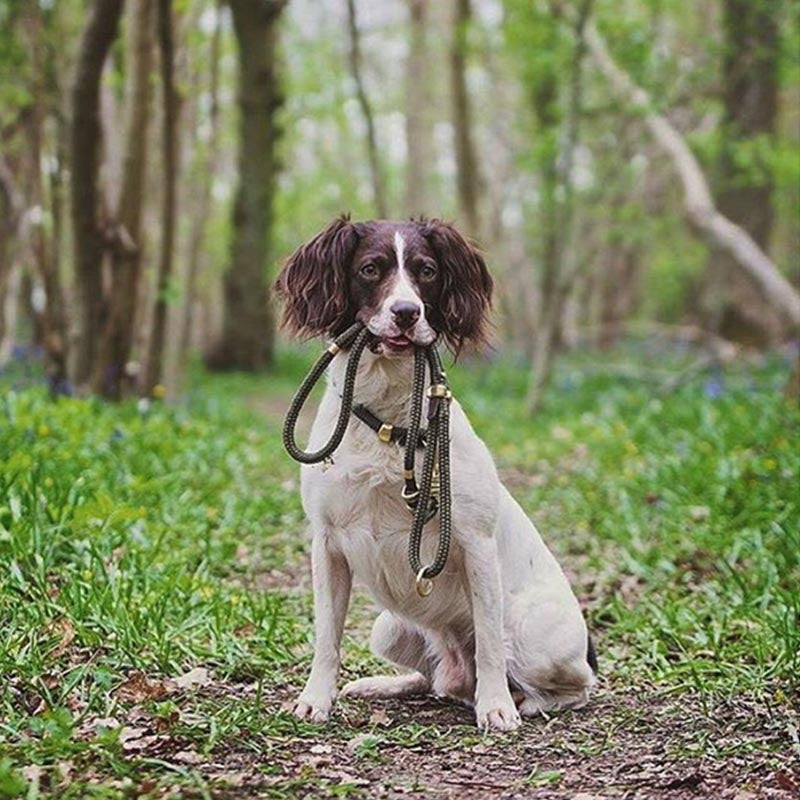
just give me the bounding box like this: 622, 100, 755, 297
275, 217, 596, 731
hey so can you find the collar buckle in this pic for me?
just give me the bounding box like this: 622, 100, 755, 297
378, 422, 394, 443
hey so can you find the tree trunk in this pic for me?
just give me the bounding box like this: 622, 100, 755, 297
206, 0, 286, 372
0, 157, 23, 357
23, 0, 69, 391
178, 1, 223, 365
346, 0, 387, 218
69, 0, 125, 387
143, 0, 179, 395
93, 0, 153, 398
704, 0, 781, 345
526, 0, 591, 414
404, 0, 433, 216
450, 0, 481, 236
582, 16, 800, 328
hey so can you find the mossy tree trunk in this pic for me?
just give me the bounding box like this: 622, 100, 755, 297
206, 0, 286, 372
69, 0, 125, 387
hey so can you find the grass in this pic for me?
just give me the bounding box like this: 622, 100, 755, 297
0, 342, 798, 797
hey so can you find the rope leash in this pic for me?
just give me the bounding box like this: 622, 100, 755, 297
282, 322, 453, 596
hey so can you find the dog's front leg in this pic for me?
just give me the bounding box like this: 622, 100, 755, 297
464, 534, 521, 732
294, 530, 351, 723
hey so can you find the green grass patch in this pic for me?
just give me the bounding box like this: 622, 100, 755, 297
0, 343, 797, 796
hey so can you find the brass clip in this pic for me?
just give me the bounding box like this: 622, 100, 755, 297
415, 567, 434, 597
428, 384, 452, 400
378, 423, 394, 443
326, 342, 341, 355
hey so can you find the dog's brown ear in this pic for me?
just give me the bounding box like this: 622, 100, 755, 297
274, 216, 362, 338
421, 220, 493, 352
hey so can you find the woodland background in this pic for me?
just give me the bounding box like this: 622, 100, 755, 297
0, 0, 798, 403
1, 1, 799, 798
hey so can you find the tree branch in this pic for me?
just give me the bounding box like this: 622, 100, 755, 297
582, 18, 800, 326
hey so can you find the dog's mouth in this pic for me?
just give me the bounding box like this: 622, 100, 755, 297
382, 334, 414, 352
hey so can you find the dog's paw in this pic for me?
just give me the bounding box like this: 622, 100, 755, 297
293, 693, 334, 723
475, 699, 522, 732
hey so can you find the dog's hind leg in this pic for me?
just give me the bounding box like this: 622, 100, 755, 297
340, 611, 431, 699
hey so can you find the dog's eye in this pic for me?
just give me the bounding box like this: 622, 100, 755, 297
359, 263, 378, 280
419, 264, 437, 281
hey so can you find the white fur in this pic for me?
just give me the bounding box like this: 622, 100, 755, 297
293, 350, 595, 731
364, 233, 436, 346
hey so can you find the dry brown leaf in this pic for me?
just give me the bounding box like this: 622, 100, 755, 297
118, 726, 148, 745
173, 750, 205, 765
775, 771, 799, 793
78, 716, 120, 738
173, 667, 211, 690
46, 617, 75, 659
113, 672, 174, 703
368, 708, 391, 727
121, 734, 162, 753
21, 765, 43, 784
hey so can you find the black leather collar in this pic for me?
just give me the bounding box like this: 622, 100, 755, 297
352, 404, 427, 448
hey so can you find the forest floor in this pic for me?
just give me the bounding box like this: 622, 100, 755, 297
1, 343, 798, 799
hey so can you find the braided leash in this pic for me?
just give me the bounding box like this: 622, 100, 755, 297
282, 322, 453, 596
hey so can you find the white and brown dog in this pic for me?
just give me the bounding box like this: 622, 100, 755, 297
275, 217, 596, 732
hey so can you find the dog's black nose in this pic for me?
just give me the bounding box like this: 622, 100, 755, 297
391, 301, 421, 330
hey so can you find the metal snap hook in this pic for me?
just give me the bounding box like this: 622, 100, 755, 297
415, 567, 434, 597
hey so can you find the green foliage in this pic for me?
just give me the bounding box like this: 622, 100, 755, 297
455, 347, 799, 699
1, 344, 796, 795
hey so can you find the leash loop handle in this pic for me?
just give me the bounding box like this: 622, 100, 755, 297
282, 322, 370, 464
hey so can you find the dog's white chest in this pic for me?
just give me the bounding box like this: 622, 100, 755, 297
302, 443, 468, 621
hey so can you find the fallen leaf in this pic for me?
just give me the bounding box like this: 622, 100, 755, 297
208, 771, 248, 787
46, 617, 75, 659
775, 771, 799, 793
114, 672, 174, 703
234, 623, 256, 638
173, 750, 205, 765
368, 708, 391, 727
119, 726, 148, 745
347, 733, 379, 754
79, 716, 120, 738
121, 734, 161, 753
21, 765, 43, 784
572, 794, 607, 800
173, 667, 211, 690
56, 761, 74, 785
327, 771, 369, 787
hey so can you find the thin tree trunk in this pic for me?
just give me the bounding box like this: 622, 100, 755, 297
405, 0, 432, 216
93, 0, 153, 398
206, 0, 286, 372
346, 0, 387, 217
0, 156, 23, 358
178, 2, 223, 366
23, 0, 69, 391
144, 0, 179, 394
69, 0, 125, 387
450, 0, 481, 236
704, 0, 781, 345
582, 17, 800, 327
527, 0, 592, 414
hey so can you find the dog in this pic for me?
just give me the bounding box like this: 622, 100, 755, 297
275, 216, 596, 731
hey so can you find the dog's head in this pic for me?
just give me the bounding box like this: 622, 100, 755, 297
274, 216, 493, 356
